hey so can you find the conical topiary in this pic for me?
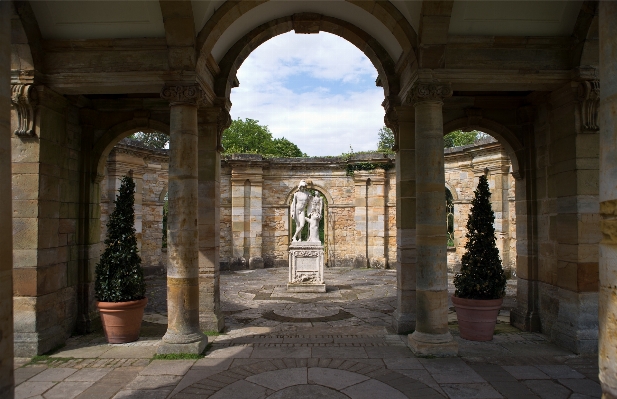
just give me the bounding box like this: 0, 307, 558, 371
454, 174, 506, 300
95, 175, 146, 302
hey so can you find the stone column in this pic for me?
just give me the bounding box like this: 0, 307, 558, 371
408, 82, 457, 356
0, 0, 14, 395
599, 3, 617, 397
391, 105, 417, 333
353, 173, 370, 268
158, 85, 207, 354
197, 105, 227, 332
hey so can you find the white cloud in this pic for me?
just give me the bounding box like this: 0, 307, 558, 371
230, 32, 386, 156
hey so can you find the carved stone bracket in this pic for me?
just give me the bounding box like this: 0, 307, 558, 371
292, 13, 322, 34
382, 96, 400, 152
407, 81, 452, 105
160, 84, 203, 106
577, 80, 600, 133
11, 84, 38, 137
216, 107, 232, 152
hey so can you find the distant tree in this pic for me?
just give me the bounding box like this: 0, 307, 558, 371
444, 130, 486, 148
377, 126, 395, 153
222, 118, 306, 157
129, 132, 169, 149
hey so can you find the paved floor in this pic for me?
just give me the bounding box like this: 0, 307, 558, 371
14, 268, 600, 399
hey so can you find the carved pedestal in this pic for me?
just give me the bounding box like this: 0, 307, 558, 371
288, 242, 326, 293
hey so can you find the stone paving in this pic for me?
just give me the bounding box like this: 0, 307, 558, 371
14, 268, 600, 398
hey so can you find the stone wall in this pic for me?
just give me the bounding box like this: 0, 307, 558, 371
101, 138, 516, 274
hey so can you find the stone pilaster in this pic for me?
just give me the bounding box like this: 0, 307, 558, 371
0, 0, 14, 396
158, 84, 207, 354
546, 79, 600, 354
391, 105, 416, 333
598, 3, 617, 397
229, 158, 264, 269
197, 104, 227, 332
407, 81, 457, 356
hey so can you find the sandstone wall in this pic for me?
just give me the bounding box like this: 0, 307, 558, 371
101, 139, 516, 273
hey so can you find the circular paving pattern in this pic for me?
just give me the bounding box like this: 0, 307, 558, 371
263, 309, 354, 323
174, 361, 437, 399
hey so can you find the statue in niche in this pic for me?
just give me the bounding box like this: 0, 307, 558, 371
290, 180, 310, 242
306, 195, 323, 243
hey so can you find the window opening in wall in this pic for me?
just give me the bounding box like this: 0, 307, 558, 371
446, 188, 454, 248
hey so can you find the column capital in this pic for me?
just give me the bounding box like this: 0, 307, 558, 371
406, 81, 452, 106
576, 79, 600, 133
160, 84, 204, 106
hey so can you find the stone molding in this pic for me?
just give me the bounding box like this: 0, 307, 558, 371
10, 84, 38, 137
160, 84, 203, 106
216, 107, 232, 151
292, 13, 322, 34
407, 81, 452, 105
577, 79, 600, 133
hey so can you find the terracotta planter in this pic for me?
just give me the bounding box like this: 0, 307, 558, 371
452, 296, 503, 341
96, 298, 148, 344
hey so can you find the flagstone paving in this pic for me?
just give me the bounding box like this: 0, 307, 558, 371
14, 268, 600, 398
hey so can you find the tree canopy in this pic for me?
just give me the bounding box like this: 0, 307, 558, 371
444, 130, 486, 148
222, 118, 306, 157
129, 132, 169, 149
377, 126, 395, 153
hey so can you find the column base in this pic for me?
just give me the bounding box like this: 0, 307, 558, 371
408, 331, 458, 357
392, 310, 415, 334
158, 332, 208, 355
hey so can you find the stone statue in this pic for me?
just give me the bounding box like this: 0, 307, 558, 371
291, 180, 310, 242
306, 195, 323, 243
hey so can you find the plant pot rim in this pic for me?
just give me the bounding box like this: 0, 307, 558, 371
96, 297, 148, 310
452, 296, 503, 305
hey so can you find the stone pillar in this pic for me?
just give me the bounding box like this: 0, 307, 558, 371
197, 105, 227, 332
353, 173, 370, 268
408, 82, 457, 356
598, 3, 617, 397
354, 170, 387, 269
390, 105, 417, 333
0, 0, 14, 395
158, 85, 207, 354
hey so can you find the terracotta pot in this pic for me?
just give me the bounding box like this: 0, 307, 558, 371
96, 298, 148, 344
452, 296, 503, 341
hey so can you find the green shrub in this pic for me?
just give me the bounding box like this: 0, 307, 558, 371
95, 175, 146, 302
454, 174, 506, 299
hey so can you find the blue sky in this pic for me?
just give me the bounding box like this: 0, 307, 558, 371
230, 32, 385, 156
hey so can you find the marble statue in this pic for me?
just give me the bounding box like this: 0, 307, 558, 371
306, 195, 323, 243
290, 180, 310, 242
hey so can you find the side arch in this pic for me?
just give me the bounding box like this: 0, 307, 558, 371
214, 14, 399, 100
443, 118, 524, 179
92, 119, 170, 181
445, 182, 458, 201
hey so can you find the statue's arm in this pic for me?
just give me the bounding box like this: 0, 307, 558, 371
290, 194, 296, 219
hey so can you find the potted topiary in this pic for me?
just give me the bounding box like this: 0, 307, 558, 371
95, 175, 147, 343
452, 173, 507, 341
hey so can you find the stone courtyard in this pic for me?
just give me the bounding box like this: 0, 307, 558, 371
13, 269, 600, 399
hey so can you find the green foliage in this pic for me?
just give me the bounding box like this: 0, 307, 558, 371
444, 130, 485, 148
130, 132, 169, 149
95, 176, 146, 302
222, 118, 306, 157
345, 162, 393, 176
377, 126, 395, 153
454, 174, 506, 300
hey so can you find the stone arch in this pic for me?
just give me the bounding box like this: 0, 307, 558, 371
284, 182, 334, 207
196, 0, 417, 69
92, 119, 170, 181
158, 185, 168, 203
214, 14, 400, 100
445, 181, 458, 201
443, 118, 524, 179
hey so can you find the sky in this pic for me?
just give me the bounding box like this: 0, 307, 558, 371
230, 31, 385, 157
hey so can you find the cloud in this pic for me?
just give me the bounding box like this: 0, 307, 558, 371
230, 31, 386, 156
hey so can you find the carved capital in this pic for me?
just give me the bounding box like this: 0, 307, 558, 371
407, 81, 452, 105
577, 80, 600, 133
11, 84, 38, 137
160, 84, 203, 106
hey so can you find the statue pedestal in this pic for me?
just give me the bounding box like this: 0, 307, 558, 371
287, 242, 326, 293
